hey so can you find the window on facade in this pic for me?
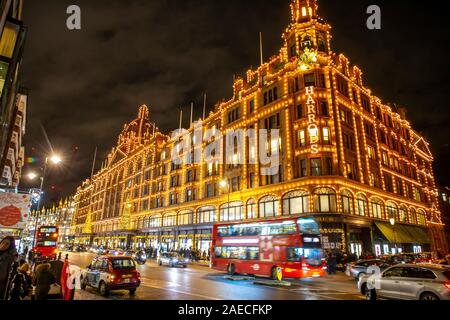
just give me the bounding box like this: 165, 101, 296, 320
356, 194, 368, 216
304, 73, 315, 87
282, 190, 309, 215
386, 202, 398, 221
311, 158, 322, 176
322, 127, 330, 144
399, 206, 407, 223
325, 157, 333, 175
413, 186, 421, 202
361, 94, 371, 112
296, 104, 303, 119
220, 202, 244, 222
340, 108, 352, 126
417, 210, 426, 225
259, 196, 279, 218
313, 188, 337, 213
248, 172, 255, 189
229, 176, 239, 192
228, 107, 240, 124
163, 213, 176, 227
185, 188, 195, 202
0, 22, 20, 59
367, 146, 376, 160
299, 158, 307, 177
336, 75, 349, 97
341, 190, 353, 214
384, 173, 393, 193
320, 101, 328, 116
247, 199, 257, 219
178, 210, 194, 225
197, 206, 217, 224
371, 199, 384, 219
248, 99, 255, 114
298, 130, 306, 147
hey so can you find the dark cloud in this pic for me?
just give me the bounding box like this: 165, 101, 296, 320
19, 0, 450, 204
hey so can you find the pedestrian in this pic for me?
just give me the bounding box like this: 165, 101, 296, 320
0, 236, 18, 300
61, 257, 74, 300
49, 256, 64, 285
32, 262, 55, 300
8, 262, 30, 300
27, 248, 33, 262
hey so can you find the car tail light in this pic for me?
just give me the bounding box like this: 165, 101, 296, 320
349, 265, 353, 272
110, 275, 115, 282
137, 272, 141, 280
444, 281, 450, 290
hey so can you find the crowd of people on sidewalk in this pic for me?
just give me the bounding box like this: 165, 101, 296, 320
141, 246, 210, 262
0, 236, 76, 301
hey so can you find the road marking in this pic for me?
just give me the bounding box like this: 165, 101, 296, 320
139, 282, 221, 300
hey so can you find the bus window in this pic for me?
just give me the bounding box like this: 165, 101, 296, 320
264, 222, 296, 236
303, 248, 323, 266
286, 247, 302, 262
297, 218, 320, 235
214, 246, 259, 260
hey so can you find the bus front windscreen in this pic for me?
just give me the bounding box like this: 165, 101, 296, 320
297, 218, 320, 235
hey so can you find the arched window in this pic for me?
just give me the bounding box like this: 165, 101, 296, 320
163, 213, 176, 227
370, 198, 384, 219
197, 206, 217, 224
341, 190, 353, 214
410, 208, 417, 224
301, 36, 312, 50
399, 206, 408, 223
149, 215, 162, 228
313, 188, 336, 213
178, 210, 194, 225
143, 216, 149, 229
220, 202, 244, 222
247, 199, 257, 219
386, 202, 398, 221
259, 195, 279, 218
356, 194, 368, 216
417, 209, 427, 225
282, 190, 309, 215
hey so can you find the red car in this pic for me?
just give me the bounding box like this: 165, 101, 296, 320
80, 256, 141, 296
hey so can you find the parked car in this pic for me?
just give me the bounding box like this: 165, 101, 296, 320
109, 248, 125, 256
124, 249, 147, 265
80, 256, 141, 296
358, 263, 450, 300
346, 259, 391, 280
157, 252, 189, 268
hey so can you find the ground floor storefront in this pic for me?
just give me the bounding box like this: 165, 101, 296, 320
75, 225, 213, 253
314, 214, 432, 258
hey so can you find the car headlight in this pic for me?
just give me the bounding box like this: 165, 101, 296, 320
173, 259, 178, 263
184, 259, 189, 263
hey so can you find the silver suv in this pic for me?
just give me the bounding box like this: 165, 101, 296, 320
358, 264, 450, 300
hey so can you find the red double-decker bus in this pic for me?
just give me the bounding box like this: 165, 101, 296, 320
33, 226, 59, 259
212, 217, 326, 280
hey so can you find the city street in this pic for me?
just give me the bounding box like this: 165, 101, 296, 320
65, 252, 364, 300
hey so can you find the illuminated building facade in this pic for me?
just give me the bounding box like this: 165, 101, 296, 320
23, 198, 75, 247
71, 0, 447, 256
0, 0, 27, 187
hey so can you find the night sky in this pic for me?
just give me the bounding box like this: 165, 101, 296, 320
19, 0, 450, 205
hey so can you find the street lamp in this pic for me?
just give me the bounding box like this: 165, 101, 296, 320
389, 217, 398, 254
29, 154, 63, 248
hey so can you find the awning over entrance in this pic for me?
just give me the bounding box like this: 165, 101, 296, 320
375, 222, 431, 244
401, 225, 431, 244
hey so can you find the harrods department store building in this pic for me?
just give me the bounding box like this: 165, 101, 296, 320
70, 0, 448, 256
